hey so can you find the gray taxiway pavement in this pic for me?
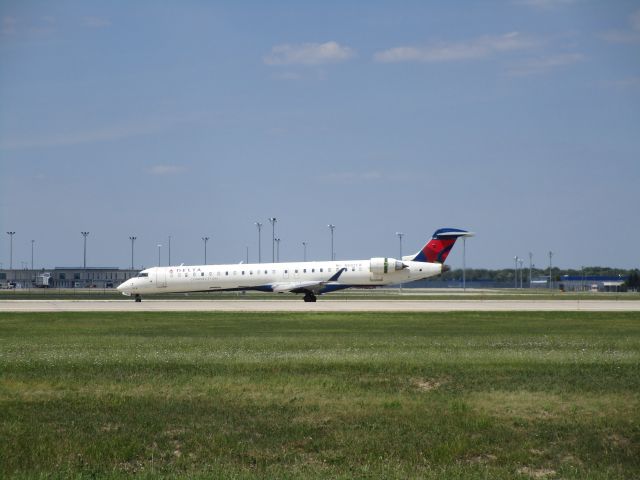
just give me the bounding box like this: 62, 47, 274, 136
1, 299, 640, 312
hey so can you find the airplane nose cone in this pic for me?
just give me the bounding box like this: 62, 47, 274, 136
117, 281, 133, 296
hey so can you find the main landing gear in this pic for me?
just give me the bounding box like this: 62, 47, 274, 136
303, 292, 317, 303
134, 294, 142, 303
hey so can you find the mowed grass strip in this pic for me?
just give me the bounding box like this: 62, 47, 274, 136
0, 311, 639, 479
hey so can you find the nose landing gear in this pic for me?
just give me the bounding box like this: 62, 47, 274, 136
134, 294, 142, 303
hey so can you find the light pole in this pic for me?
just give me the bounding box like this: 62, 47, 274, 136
302, 241, 307, 262
328, 224, 335, 261
462, 236, 468, 291
168, 236, 171, 265
31, 240, 35, 270
462, 237, 467, 292
246, 246, 249, 264
255, 222, 263, 263
529, 252, 533, 288
518, 258, 524, 288
458, 232, 475, 291
275, 238, 280, 262
7, 232, 15, 271
157, 244, 162, 267
396, 232, 404, 292
395, 232, 404, 259
202, 236, 210, 264
81, 232, 89, 270
129, 236, 137, 270
548, 251, 554, 289
269, 218, 277, 263
514, 256, 519, 289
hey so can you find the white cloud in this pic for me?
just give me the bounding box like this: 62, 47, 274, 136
2, 15, 58, 36
266, 127, 288, 135
508, 53, 584, 76
373, 32, 536, 63
148, 165, 185, 176
600, 30, 640, 43
631, 9, 640, 31
264, 41, 355, 66
600, 9, 640, 43
271, 71, 302, 81
0, 115, 199, 150
603, 77, 640, 88
83, 16, 111, 28
319, 171, 383, 184
1, 16, 17, 35
318, 170, 417, 185
514, 0, 577, 9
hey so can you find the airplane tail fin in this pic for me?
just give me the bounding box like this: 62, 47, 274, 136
407, 228, 473, 264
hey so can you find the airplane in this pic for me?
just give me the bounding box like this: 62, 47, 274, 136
117, 228, 473, 302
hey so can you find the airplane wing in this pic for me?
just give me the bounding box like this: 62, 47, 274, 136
270, 268, 347, 294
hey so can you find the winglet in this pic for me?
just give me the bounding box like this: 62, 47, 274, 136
328, 267, 347, 282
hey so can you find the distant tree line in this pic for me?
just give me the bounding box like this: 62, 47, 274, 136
625, 270, 640, 290
436, 267, 636, 284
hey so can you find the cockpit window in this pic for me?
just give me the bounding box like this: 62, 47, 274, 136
137, 273, 149, 278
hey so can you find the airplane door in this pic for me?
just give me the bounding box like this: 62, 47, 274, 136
283, 269, 289, 280
156, 268, 167, 288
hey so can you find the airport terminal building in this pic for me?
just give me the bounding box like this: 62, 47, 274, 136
558, 275, 626, 292
0, 267, 140, 289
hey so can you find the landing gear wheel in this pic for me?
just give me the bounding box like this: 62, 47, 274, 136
134, 295, 142, 303
303, 293, 317, 303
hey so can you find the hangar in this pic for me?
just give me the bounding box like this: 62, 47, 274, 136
0, 267, 139, 289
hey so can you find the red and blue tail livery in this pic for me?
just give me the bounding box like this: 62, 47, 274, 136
412, 228, 473, 264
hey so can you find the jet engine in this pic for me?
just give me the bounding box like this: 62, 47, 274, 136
370, 257, 406, 275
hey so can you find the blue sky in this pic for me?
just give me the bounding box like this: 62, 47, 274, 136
1, 0, 639, 270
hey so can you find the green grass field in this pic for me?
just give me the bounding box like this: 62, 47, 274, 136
1, 311, 639, 479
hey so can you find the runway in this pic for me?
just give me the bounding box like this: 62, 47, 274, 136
1, 299, 640, 312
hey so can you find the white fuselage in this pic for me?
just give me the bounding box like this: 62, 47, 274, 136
117, 258, 442, 297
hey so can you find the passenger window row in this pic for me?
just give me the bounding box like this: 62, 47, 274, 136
165, 265, 365, 279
